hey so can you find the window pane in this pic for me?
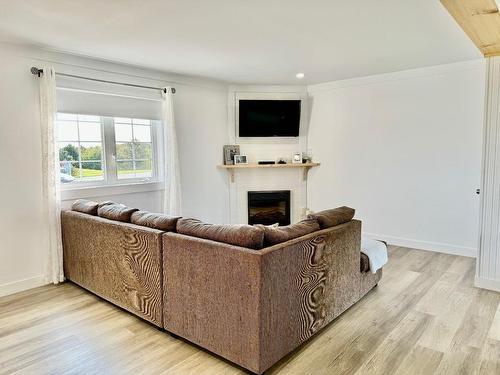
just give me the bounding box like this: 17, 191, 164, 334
57, 113, 106, 185
76, 162, 104, 181
114, 117, 132, 124
134, 143, 152, 159
57, 121, 78, 141
116, 142, 133, 160
133, 118, 150, 125
57, 113, 77, 121
59, 161, 77, 183
79, 122, 102, 141
78, 114, 100, 122
117, 161, 135, 179
58, 142, 79, 162
115, 124, 133, 142
80, 142, 102, 162
133, 125, 151, 142
135, 160, 152, 178
70, 161, 81, 179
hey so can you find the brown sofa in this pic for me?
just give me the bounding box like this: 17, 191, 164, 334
61, 201, 382, 374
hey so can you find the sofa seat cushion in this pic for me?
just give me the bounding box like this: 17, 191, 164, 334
360, 253, 370, 273
131, 211, 180, 232
257, 219, 320, 246
308, 206, 355, 229
177, 218, 264, 249
71, 199, 99, 215
97, 202, 138, 222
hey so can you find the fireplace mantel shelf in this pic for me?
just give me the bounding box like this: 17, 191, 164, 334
217, 162, 320, 182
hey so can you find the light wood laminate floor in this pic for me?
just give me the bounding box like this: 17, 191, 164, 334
1, 246, 500, 374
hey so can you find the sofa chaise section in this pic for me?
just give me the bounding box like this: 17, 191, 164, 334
162, 219, 382, 374
62, 210, 165, 327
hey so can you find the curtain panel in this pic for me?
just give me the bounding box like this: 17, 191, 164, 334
162, 87, 182, 215
39, 67, 64, 284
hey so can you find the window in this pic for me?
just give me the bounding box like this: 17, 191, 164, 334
58, 113, 104, 183
114, 117, 154, 180
57, 113, 159, 187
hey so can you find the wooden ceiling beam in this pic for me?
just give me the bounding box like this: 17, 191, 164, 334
441, 0, 500, 57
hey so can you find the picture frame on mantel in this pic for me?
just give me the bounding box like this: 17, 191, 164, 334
292, 152, 302, 164
223, 145, 240, 165
234, 155, 248, 165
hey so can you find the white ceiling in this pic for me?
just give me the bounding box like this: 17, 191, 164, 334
0, 0, 481, 84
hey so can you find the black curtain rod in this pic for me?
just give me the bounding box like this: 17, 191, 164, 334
30, 67, 175, 94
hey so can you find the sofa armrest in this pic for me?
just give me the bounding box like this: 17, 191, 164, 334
62, 210, 164, 326
258, 219, 362, 371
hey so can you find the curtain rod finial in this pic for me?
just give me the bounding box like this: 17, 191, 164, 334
31, 67, 43, 77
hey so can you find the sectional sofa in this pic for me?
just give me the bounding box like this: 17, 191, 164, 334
61, 200, 382, 374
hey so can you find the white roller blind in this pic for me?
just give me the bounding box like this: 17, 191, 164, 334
56, 75, 163, 120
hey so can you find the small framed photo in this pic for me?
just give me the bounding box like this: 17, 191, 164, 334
223, 145, 240, 165
234, 155, 248, 165
292, 152, 302, 164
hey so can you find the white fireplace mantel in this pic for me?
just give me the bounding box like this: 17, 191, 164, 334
218, 162, 320, 182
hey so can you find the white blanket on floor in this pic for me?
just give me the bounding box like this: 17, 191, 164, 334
361, 236, 388, 274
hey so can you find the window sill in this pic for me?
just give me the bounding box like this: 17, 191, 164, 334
61, 181, 164, 201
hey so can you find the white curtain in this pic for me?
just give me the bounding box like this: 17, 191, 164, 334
162, 87, 182, 215
39, 67, 64, 284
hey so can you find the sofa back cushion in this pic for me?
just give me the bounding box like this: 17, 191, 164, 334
177, 218, 264, 249
71, 199, 99, 215
257, 218, 320, 246
97, 202, 138, 222
307, 206, 355, 229
131, 211, 180, 232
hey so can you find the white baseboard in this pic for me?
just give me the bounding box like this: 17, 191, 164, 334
0, 276, 47, 298
474, 276, 500, 292
363, 232, 477, 258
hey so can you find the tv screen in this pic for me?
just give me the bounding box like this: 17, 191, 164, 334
238, 100, 301, 137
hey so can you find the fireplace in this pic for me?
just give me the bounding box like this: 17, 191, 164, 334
247, 190, 291, 226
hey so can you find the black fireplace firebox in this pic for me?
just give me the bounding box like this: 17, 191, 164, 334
247, 190, 291, 226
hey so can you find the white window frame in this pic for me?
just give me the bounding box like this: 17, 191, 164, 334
59, 114, 163, 197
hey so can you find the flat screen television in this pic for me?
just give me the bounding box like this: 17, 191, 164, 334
238, 99, 301, 137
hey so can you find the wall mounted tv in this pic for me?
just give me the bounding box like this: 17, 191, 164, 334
238, 99, 301, 137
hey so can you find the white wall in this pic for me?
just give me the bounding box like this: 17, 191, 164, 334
176, 85, 229, 223
0, 43, 229, 297
307, 60, 485, 257
0, 49, 47, 296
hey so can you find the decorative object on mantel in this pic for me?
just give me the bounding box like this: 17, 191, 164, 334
277, 158, 287, 164
258, 160, 276, 165
223, 145, 240, 165
234, 155, 248, 165
217, 162, 320, 183
302, 149, 313, 163
292, 152, 302, 164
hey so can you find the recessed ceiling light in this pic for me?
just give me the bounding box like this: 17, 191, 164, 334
296, 72, 305, 79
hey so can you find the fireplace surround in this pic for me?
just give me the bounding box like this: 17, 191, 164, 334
247, 190, 291, 226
